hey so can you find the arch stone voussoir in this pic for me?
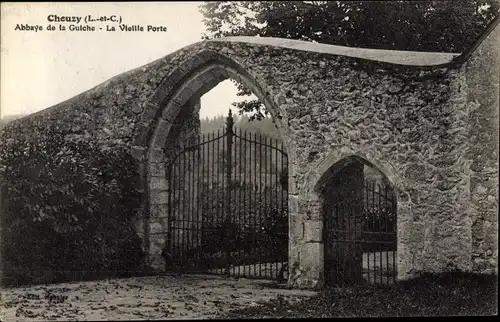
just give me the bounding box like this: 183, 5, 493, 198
173, 86, 197, 107
312, 149, 404, 197
167, 66, 189, 85
198, 49, 219, 61
149, 148, 165, 163
161, 102, 183, 123
157, 78, 176, 96
149, 87, 170, 107
140, 102, 162, 126
151, 119, 173, 149
182, 52, 212, 70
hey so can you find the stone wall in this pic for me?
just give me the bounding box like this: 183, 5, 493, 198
1, 34, 497, 288
136, 41, 476, 287
463, 24, 499, 275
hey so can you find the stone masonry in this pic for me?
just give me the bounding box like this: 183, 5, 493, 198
0, 23, 497, 289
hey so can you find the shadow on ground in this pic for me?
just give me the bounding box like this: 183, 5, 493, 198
1, 273, 496, 320
220, 273, 498, 318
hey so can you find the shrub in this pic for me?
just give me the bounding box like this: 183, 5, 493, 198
192, 181, 288, 266
0, 125, 144, 286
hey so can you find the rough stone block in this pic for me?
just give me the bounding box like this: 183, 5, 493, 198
200, 67, 226, 85
295, 278, 320, 290
397, 202, 413, 222
196, 49, 217, 62
148, 236, 166, 272
150, 235, 166, 249
150, 204, 168, 220
161, 102, 182, 122
157, 76, 175, 93
151, 119, 173, 148
131, 146, 146, 161
288, 195, 300, 214
289, 213, 303, 242
150, 88, 169, 106
303, 220, 322, 242
173, 86, 196, 107
288, 179, 298, 195
148, 255, 165, 270
133, 123, 151, 147
396, 243, 419, 281
185, 76, 206, 95
168, 67, 188, 85
149, 162, 166, 177
141, 102, 160, 124
183, 54, 208, 71
300, 242, 324, 280
149, 148, 165, 163
132, 217, 145, 235
399, 220, 424, 244
150, 176, 168, 190
151, 190, 168, 205
150, 217, 169, 235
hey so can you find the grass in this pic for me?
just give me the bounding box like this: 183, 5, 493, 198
219, 273, 498, 318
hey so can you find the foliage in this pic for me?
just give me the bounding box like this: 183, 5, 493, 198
200, 0, 499, 118
175, 180, 288, 269
0, 126, 145, 286
200, 113, 282, 139
199, 114, 284, 176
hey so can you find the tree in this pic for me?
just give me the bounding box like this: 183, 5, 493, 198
199, 0, 499, 118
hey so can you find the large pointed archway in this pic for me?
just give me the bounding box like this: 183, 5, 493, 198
131, 49, 295, 273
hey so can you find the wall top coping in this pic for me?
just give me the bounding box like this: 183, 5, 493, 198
211, 36, 461, 67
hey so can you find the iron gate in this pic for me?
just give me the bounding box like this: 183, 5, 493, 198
165, 110, 289, 280
324, 164, 397, 286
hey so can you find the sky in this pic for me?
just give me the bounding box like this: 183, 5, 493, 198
0, 2, 251, 119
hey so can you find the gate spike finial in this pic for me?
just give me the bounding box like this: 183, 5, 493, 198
226, 108, 234, 130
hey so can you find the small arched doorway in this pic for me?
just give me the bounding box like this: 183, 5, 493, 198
321, 156, 397, 286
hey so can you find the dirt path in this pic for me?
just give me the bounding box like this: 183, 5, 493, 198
0, 275, 317, 320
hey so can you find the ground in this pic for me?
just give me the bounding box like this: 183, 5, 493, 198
222, 273, 498, 318
0, 275, 315, 321
0, 273, 496, 320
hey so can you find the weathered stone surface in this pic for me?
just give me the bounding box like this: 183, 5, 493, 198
463, 23, 499, 275
150, 217, 169, 235
289, 242, 324, 288
1, 31, 497, 288
150, 204, 168, 220
149, 235, 167, 271
150, 176, 168, 191
303, 220, 322, 242
150, 190, 168, 205
149, 162, 166, 177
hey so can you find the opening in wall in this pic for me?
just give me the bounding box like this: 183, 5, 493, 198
322, 157, 397, 287
158, 77, 290, 282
